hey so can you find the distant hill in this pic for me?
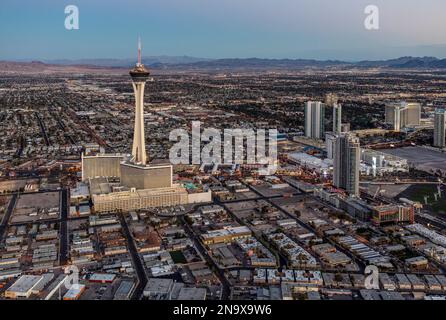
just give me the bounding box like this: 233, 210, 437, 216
44, 56, 212, 68
175, 56, 446, 70
3, 56, 446, 73
355, 56, 446, 68
173, 58, 349, 69
0, 60, 125, 73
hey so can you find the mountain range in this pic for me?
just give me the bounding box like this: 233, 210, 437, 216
3, 56, 446, 72
43, 55, 213, 68
48, 56, 446, 69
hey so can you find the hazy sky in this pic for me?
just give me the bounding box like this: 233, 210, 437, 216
1, 0, 446, 60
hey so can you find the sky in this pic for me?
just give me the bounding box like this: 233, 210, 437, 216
1, 0, 446, 61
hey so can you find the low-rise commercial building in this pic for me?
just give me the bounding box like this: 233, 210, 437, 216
5, 275, 43, 299
201, 226, 251, 245
372, 204, 414, 225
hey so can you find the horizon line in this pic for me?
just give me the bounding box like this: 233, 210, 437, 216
2, 55, 446, 64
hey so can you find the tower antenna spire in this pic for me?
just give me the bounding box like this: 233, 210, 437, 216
138, 36, 141, 65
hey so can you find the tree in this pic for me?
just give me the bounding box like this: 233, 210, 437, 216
294, 210, 301, 218
334, 273, 343, 282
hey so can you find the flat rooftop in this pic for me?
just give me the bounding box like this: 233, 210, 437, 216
144, 278, 174, 295
382, 147, 446, 171
7, 275, 43, 294
176, 287, 207, 300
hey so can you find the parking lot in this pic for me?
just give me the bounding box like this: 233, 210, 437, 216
11, 192, 60, 224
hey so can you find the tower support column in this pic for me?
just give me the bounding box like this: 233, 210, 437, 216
131, 81, 147, 164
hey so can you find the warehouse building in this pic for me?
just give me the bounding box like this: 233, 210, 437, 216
113, 280, 135, 300
63, 284, 86, 300
5, 275, 44, 299
201, 226, 252, 245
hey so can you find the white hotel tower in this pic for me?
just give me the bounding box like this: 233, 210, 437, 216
129, 38, 150, 165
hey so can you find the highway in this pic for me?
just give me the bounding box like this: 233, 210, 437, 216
415, 213, 446, 231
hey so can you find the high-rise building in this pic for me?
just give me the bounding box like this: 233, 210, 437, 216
82, 39, 212, 212
129, 37, 150, 165
434, 108, 446, 148
120, 38, 173, 190
341, 123, 350, 133
81, 153, 124, 181
405, 102, 421, 125
333, 104, 342, 134
82, 41, 212, 212
325, 132, 337, 160
385, 102, 421, 132
387, 104, 401, 131
304, 101, 325, 139
325, 93, 338, 106
333, 133, 360, 196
